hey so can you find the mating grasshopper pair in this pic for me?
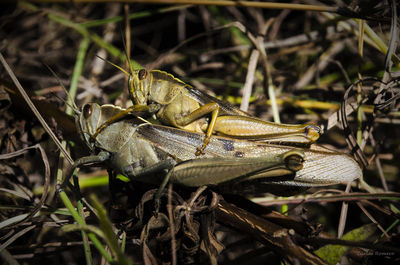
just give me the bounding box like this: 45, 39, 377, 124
68, 65, 362, 197
71, 102, 362, 197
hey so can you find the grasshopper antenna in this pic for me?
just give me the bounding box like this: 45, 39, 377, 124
43, 63, 80, 115
120, 27, 135, 76
94, 54, 133, 107
95, 55, 130, 77
52, 93, 81, 115
120, 27, 137, 107
0, 52, 74, 165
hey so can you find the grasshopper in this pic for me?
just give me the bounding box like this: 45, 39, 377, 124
71, 103, 361, 196
93, 66, 321, 156
73, 103, 304, 188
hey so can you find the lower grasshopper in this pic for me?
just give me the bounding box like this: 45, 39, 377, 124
73, 103, 304, 189
70, 103, 361, 196
93, 65, 321, 156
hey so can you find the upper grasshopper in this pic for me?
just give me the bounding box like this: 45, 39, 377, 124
73, 103, 361, 196
93, 63, 321, 156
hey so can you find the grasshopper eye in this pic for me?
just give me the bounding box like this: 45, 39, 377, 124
138, 69, 148, 80
83, 104, 93, 119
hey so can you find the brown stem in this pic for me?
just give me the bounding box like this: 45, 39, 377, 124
215, 200, 329, 265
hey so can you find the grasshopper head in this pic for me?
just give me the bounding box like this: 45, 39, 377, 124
94, 57, 150, 105
76, 103, 102, 150
129, 69, 151, 105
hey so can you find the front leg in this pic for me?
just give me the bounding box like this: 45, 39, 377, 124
60, 151, 111, 191
92, 104, 154, 140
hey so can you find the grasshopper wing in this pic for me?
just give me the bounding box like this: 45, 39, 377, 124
137, 123, 362, 190
185, 85, 250, 116
136, 122, 299, 161
295, 145, 362, 186
136, 123, 305, 187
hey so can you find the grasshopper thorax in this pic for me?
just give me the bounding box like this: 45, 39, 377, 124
77, 103, 133, 151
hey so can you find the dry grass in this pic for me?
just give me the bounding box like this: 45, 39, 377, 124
0, 1, 399, 264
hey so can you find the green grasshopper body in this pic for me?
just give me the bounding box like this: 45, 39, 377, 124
129, 70, 321, 153
75, 103, 361, 194
95, 67, 321, 155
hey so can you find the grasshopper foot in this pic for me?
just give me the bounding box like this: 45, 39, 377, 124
195, 137, 211, 156
195, 147, 205, 156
